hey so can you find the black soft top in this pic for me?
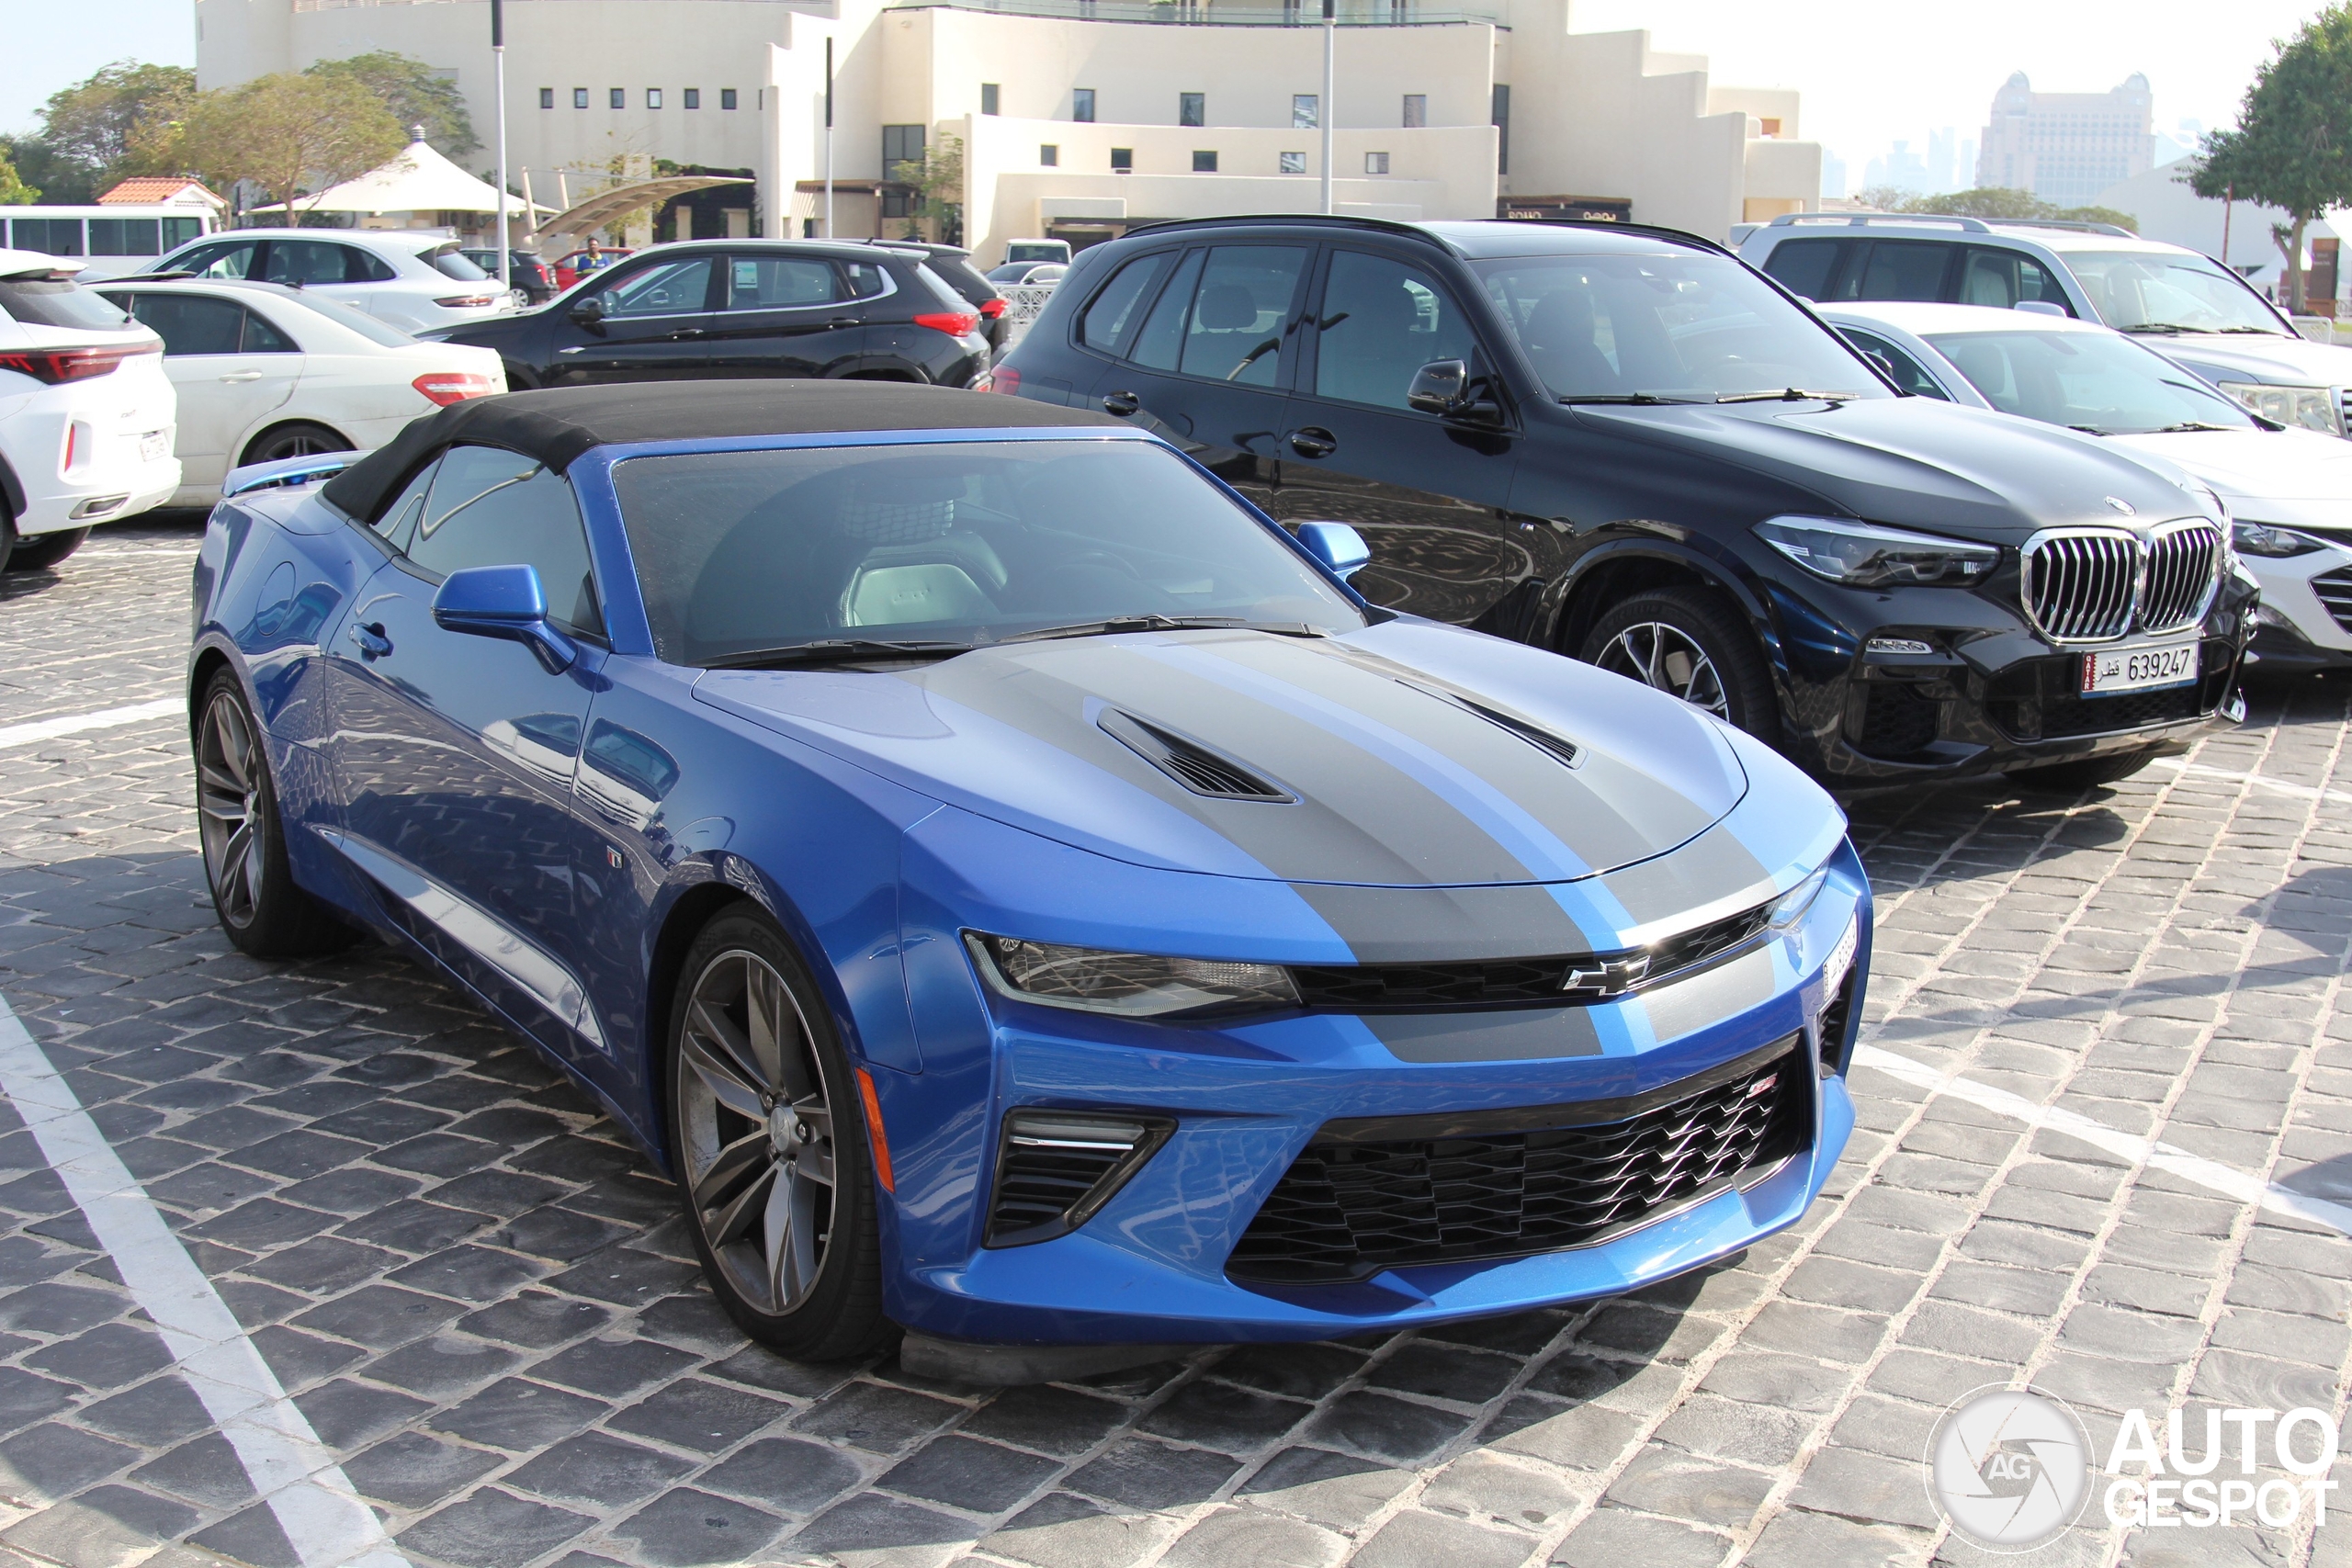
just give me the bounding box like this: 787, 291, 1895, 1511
321, 380, 1121, 522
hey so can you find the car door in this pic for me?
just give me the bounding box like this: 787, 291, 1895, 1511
549, 254, 720, 385
318, 445, 612, 1066
1090, 243, 1311, 512
111, 291, 302, 487
1269, 247, 1534, 628
693, 254, 861, 378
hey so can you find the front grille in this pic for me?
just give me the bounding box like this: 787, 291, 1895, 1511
2141, 523, 2223, 634
2314, 567, 2352, 633
2036, 683, 2206, 738
1227, 1037, 1809, 1283
1286, 899, 1773, 1011
1985, 641, 2232, 740
2022, 530, 2138, 641
1855, 682, 1939, 759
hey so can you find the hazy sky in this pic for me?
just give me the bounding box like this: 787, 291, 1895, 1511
0, 0, 2327, 169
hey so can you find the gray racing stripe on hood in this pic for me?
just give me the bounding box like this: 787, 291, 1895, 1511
1600, 821, 1779, 942
1287, 881, 1598, 962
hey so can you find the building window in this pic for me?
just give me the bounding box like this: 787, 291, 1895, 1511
1402, 94, 1426, 128
981, 83, 1000, 115
539, 88, 554, 109
609, 88, 625, 108
1040, 144, 1059, 166
1280, 151, 1306, 175
573, 88, 589, 108
1073, 88, 1096, 122
1193, 150, 1217, 173
1180, 92, 1204, 127
1757, 117, 1781, 138
721, 87, 738, 109
883, 124, 928, 175
882, 188, 913, 220
1111, 147, 1133, 172
684, 88, 700, 109
1492, 83, 1510, 175
1365, 151, 1389, 174
1293, 94, 1318, 130
647, 88, 663, 109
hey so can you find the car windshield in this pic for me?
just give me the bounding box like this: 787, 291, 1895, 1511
275, 289, 416, 346
1925, 327, 2257, 435
2064, 250, 2287, 335
1474, 251, 1889, 403
424, 243, 491, 282
610, 439, 1367, 667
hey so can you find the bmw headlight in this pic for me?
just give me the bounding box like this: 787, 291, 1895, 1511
1754, 516, 2000, 588
967, 934, 1300, 1017
2233, 520, 2332, 558
2217, 380, 2343, 436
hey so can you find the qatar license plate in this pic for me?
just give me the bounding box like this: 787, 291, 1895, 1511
140, 430, 168, 462
2081, 637, 2199, 696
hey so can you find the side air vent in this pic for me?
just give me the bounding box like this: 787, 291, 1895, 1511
985, 1110, 1176, 1247
1399, 680, 1580, 769
1098, 711, 1294, 802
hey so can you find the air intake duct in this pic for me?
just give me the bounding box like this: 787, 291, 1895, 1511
984, 1110, 1175, 1247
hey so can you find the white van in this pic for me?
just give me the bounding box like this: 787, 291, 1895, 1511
4, 206, 223, 282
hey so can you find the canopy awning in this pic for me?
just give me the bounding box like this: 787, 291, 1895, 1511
253, 131, 553, 216
543, 176, 753, 237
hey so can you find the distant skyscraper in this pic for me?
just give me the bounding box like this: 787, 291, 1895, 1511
1976, 71, 2154, 205
1958, 139, 1977, 189
1928, 129, 1956, 193
1866, 141, 1930, 196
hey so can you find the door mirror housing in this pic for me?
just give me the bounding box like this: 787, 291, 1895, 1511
568, 293, 607, 333
1294, 521, 1372, 581
432, 564, 578, 672
1406, 358, 1502, 423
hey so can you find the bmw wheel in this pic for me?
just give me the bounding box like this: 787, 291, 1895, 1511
1580, 586, 1781, 744
668, 910, 888, 1359
194, 671, 356, 957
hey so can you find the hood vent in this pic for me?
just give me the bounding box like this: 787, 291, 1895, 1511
1404, 682, 1581, 769
1099, 710, 1295, 802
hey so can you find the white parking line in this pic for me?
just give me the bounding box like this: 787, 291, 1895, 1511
1854, 1044, 2352, 1239
0, 992, 408, 1568
0, 698, 181, 750
2147, 755, 2352, 808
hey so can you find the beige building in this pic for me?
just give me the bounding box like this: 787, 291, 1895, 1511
1976, 71, 2154, 209
196, 0, 1821, 262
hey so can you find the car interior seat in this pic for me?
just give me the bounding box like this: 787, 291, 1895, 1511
1521, 288, 1623, 394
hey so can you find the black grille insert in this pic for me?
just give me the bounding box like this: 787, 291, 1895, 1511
1855, 683, 1939, 759
985, 1111, 1174, 1247
1227, 1035, 1810, 1282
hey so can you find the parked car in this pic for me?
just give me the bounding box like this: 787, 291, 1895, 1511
988, 261, 1070, 286
0, 251, 178, 572
187, 378, 1870, 1365
153, 229, 519, 335
845, 239, 1009, 352
460, 248, 560, 306
995, 215, 2256, 792
550, 245, 635, 291
1003, 238, 1073, 265
93, 277, 503, 506
421, 240, 989, 389
1822, 299, 2352, 675
1740, 213, 2352, 441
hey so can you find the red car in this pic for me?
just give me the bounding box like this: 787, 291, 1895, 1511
550, 246, 636, 291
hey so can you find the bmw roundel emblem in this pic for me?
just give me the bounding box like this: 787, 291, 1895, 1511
2104, 496, 2136, 515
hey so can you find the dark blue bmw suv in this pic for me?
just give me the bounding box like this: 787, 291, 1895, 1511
989, 215, 2256, 792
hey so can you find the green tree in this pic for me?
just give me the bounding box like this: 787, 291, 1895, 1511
303, 51, 479, 162
2190, 4, 2352, 312
36, 61, 196, 192
888, 133, 964, 245
152, 73, 404, 226
0, 151, 37, 205
1856, 184, 2136, 232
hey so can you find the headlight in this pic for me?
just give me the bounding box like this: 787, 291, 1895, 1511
1770, 867, 1831, 931
1754, 515, 2000, 588
2217, 380, 2343, 436
967, 934, 1300, 1017
2233, 520, 2332, 558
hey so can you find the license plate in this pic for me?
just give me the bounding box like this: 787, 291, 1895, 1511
140, 430, 169, 462
2081, 638, 2199, 696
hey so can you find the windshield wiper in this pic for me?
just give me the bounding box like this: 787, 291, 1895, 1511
1000, 615, 1327, 646
703, 638, 974, 669
2147, 422, 2241, 434
2119, 322, 2189, 335
2212, 325, 2288, 334
1713, 387, 1861, 403
1556, 391, 1706, 404
2068, 424, 2111, 436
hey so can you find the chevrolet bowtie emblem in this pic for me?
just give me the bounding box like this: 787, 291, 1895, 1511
1560, 954, 1650, 997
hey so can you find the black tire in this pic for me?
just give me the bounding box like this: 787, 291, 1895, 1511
1579, 585, 1782, 745
0, 510, 15, 574
666, 909, 890, 1360
194, 671, 358, 958
240, 423, 352, 468
6, 528, 89, 572
2006, 749, 2161, 793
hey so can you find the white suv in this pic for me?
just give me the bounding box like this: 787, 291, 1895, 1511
151, 230, 520, 334
0, 251, 178, 572
1741, 214, 2352, 439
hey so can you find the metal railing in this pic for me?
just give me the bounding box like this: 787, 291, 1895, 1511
891, 0, 1501, 24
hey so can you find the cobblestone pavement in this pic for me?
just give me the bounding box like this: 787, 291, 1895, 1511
0, 521, 2346, 1568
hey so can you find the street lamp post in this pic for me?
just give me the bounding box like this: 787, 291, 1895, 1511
824, 36, 835, 240
492, 0, 511, 291
1320, 0, 1334, 215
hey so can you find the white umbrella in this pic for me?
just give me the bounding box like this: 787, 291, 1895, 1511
250, 128, 553, 218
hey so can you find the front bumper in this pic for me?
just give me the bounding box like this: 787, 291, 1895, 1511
2240, 547, 2352, 671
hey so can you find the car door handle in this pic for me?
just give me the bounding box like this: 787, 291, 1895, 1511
220, 370, 264, 383
1287, 426, 1338, 458
828, 317, 862, 328
666, 328, 705, 340
1102, 389, 1140, 417
347, 621, 392, 660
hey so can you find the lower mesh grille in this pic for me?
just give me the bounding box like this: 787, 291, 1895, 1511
1227, 1037, 1809, 1283
2314, 567, 2352, 634
1817, 967, 1858, 1077
986, 1111, 1173, 1247
1855, 683, 1939, 759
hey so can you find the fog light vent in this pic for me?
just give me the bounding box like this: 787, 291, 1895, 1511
985, 1111, 1175, 1247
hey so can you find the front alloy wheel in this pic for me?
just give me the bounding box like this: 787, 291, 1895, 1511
1577, 586, 1781, 745
1593, 621, 1729, 718
198, 688, 267, 931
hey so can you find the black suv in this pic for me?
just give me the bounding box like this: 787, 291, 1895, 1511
993, 215, 2256, 791
423, 240, 990, 389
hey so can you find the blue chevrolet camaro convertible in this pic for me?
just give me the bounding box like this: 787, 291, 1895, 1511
188, 382, 1871, 1363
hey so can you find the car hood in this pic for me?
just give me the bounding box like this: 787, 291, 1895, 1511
2146, 332, 2352, 386
1569, 396, 2210, 545
2108, 426, 2352, 527
695, 620, 1748, 886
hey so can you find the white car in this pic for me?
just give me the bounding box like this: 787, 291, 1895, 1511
92, 277, 505, 506
150, 230, 519, 334
0, 250, 178, 572
1821, 300, 2352, 674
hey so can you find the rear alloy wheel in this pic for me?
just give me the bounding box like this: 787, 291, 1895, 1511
2006, 750, 2161, 793
668, 912, 888, 1359
5, 528, 90, 572
241, 423, 352, 467
1580, 586, 1781, 744
194, 671, 356, 957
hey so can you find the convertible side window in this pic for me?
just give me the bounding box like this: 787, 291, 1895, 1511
405, 445, 605, 637
372, 456, 443, 547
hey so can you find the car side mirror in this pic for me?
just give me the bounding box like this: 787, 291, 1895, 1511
1406, 358, 1500, 423
1295, 521, 1372, 581
568, 294, 606, 333
433, 564, 577, 672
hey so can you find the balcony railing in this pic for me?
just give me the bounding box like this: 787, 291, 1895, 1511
891, 0, 1502, 25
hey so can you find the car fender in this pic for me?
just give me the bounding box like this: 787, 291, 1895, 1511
1554, 532, 1787, 666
